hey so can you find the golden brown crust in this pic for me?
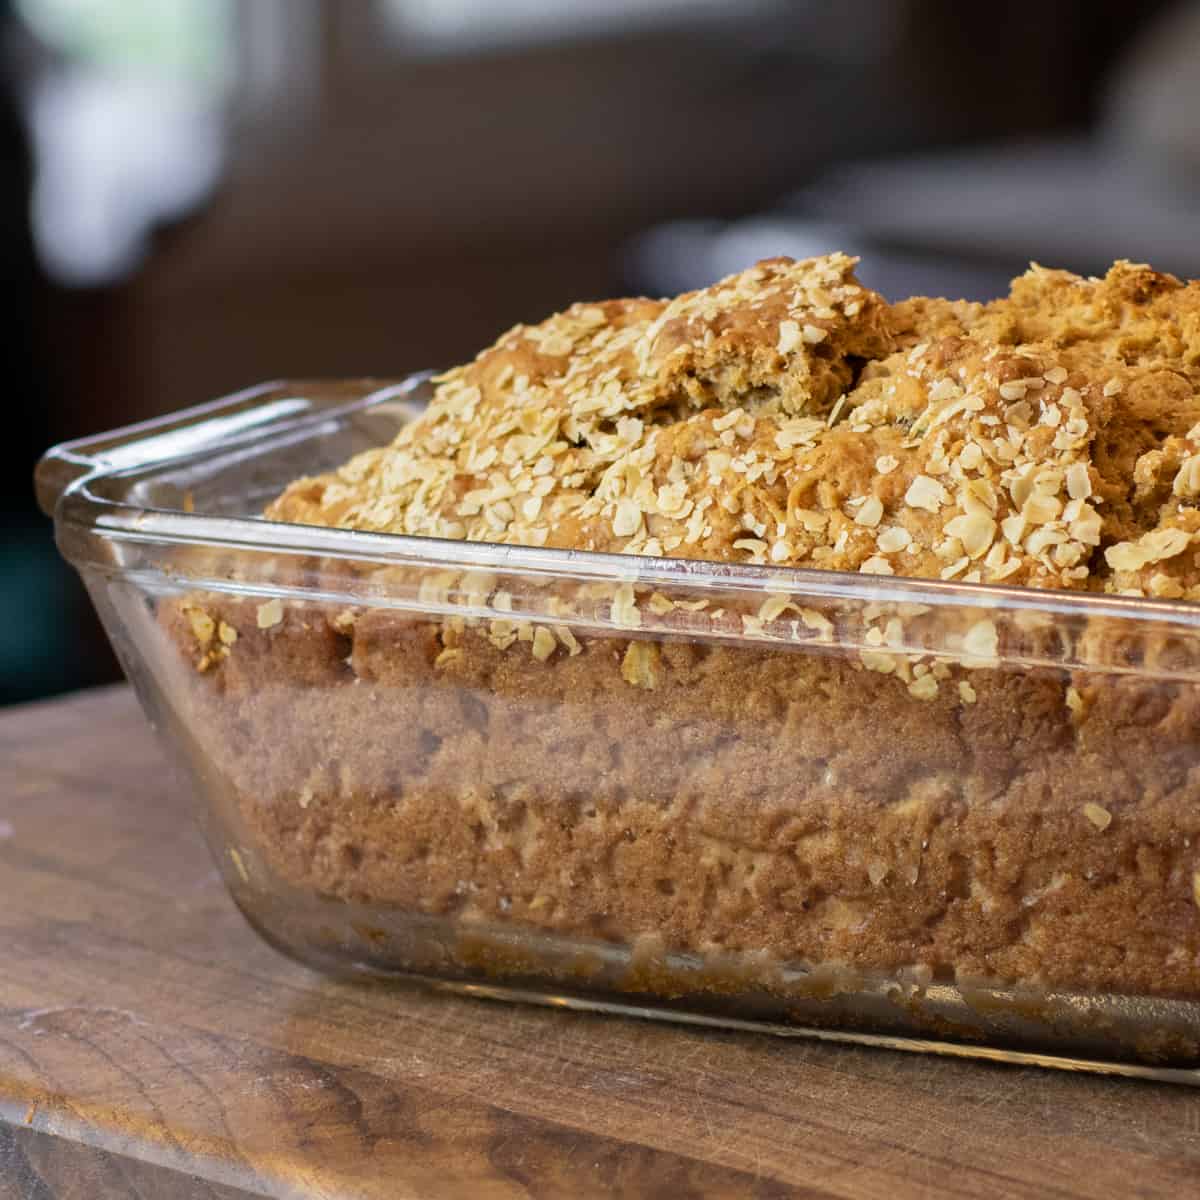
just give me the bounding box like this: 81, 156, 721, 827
268, 253, 892, 560
268, 254, 1200, 596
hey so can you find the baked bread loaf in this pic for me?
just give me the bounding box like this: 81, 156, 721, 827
162, 255, 1200, 1046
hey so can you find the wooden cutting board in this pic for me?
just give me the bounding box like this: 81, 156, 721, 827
2, 685, 1199, 1199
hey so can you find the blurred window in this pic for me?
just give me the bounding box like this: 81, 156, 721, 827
380, 0, 775, 52
16, 0, 232, 83
15, 0, 233, 285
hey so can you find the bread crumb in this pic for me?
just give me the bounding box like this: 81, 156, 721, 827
611, 584, 641, 629
758, 593, 795, 623
1083, 802, 1112, 831
553, 625, 582, 655
621, 641, 662, 689
186, 607, 215, 646
962, 619, 999, 663
531, 626, 557, 661
257, 599, 284, 629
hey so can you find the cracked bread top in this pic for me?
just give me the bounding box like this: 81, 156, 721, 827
267, 253, 1200, 600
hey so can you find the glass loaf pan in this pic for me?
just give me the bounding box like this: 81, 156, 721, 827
37, 377, 1200, 1083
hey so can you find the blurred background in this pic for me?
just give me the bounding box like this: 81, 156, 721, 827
4, 0, 1197, 705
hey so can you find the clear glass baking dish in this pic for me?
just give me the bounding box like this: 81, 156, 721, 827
37, 377, 1200, 1083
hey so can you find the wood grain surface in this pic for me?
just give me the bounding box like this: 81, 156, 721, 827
2, 686, 1200, 1199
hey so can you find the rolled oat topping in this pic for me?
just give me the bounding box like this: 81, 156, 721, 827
268, 254, 1200, 600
